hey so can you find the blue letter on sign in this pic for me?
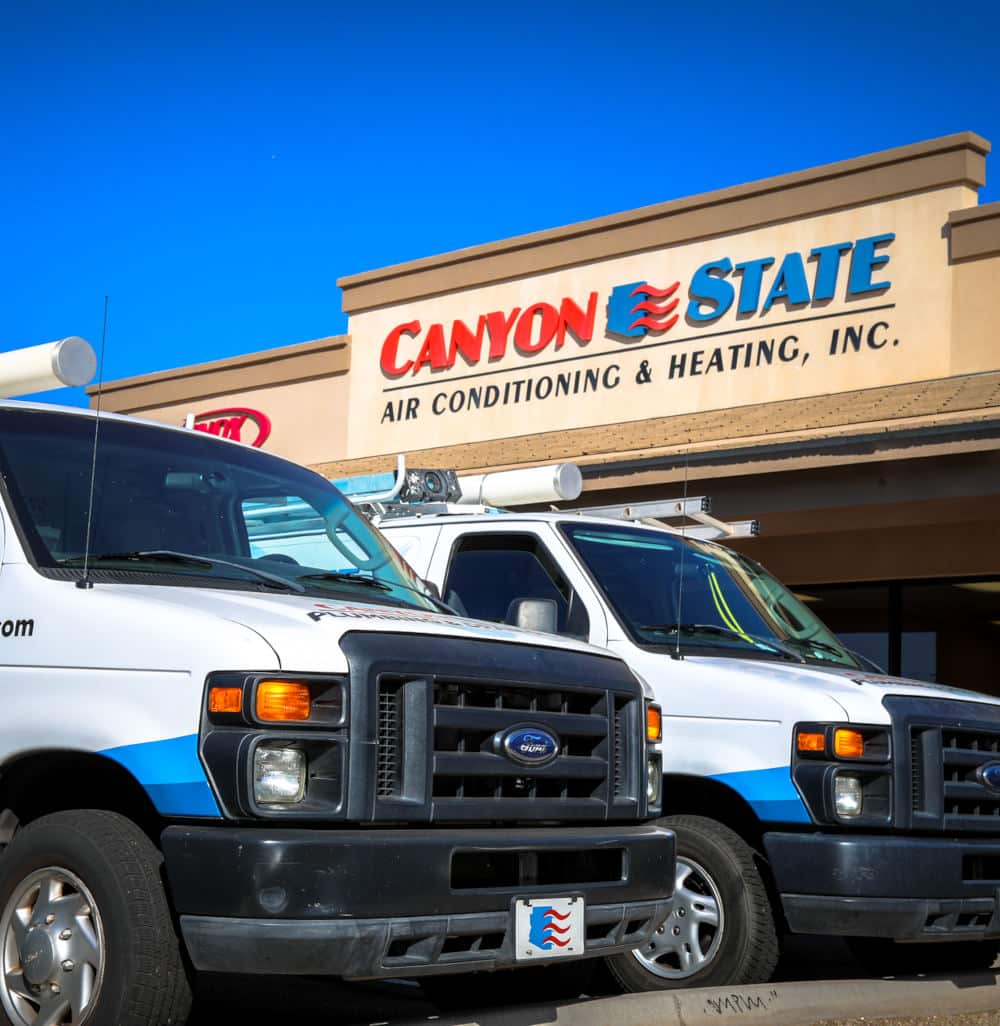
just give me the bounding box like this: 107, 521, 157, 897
763, 252, 811, 312
848, 233, 895, 296
809, 241, 853, 301
734, 257, 775, 315
687, 258, 734, 322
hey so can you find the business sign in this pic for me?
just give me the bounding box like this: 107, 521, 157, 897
345, 192, 954, 459
192, 407, 271, 448
379, 234, 894, 385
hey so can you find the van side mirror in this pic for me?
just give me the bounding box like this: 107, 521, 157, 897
421, 577, 441, 600
506, 597, 558, 635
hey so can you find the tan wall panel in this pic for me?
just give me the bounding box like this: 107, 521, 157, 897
950, 201, 1000, 261
951, 253, 1000, 376
93, 336, 351, 414
734, 521, 1000, 585
345, 188, 974, 462
130, 374, 351, 467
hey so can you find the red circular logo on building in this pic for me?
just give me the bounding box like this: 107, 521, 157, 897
192, 408, 271, 448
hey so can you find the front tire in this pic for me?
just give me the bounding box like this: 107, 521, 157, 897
605, 815, 779, 991
0, 809, 191, 1026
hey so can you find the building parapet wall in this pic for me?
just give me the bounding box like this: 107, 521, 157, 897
339, 133, 989, 315
89, 335, 351, 414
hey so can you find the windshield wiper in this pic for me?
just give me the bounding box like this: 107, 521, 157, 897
782, 635, 854, 663
297, 571, 459, 614
640, 623, 804, 662
298, 571, 392, 592
59, 550, 306, 593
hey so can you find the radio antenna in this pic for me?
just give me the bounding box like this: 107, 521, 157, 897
673, 448, 690, 660
76, 296, 109, 591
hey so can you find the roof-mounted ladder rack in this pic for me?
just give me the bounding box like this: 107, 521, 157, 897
333, 456, 760, 540
572, 496, 759, 540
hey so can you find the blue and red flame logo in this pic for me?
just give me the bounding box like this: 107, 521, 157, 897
528, 905, 572, 950
606, 280, 680, 338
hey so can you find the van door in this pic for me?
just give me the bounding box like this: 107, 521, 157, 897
431, 523, 607, 645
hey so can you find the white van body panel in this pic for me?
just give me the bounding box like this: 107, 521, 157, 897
381, 510, 1000, 827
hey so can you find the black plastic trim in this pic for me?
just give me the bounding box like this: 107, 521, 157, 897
161, 822, 675, 921
179, 897, 674, 979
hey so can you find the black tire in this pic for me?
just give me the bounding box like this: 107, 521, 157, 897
0, 809, 192, 1026
847, 937, 1000, 976
604, 815, 779, 991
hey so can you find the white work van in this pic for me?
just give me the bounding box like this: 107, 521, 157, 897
367, 469, 1000, 991
0, 404, 673, 1026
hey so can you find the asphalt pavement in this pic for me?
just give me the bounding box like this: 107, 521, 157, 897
187, 938, 1000, 1026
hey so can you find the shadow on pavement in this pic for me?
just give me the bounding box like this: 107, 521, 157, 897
185, 938, 878, 1025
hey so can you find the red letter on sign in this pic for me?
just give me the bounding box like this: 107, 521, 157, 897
412, 323, 449, 373
449, 318, 485, 367
557, 292, 598, 348
484, 308, 521, 360
380, 320, 421, 377
222, 416, 248, 442
514, 303, 560, 354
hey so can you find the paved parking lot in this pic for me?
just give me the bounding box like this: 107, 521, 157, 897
187, 938, 937, 1025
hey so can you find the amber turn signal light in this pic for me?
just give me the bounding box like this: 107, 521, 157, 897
796, 731, 826, 754
256, 680, 312, 722
208, 686, 243, 714
834, 728, 865, 759
646, 703, 663, 743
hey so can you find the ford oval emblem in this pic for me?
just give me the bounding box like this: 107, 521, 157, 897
978, 762, 1000, 791
501, 726, 560, 767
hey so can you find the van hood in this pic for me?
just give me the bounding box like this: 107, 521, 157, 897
118, 585, 618, 672
693, 654, 1000, 723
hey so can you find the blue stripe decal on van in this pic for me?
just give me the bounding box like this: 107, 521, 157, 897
100, 734, 220, 817
709, 765, 811, 824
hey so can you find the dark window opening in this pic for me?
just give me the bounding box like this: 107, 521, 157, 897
444, 534, 589, 639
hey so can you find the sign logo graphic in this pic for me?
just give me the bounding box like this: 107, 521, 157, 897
192, 407, 271, 448
607, 280, 680, 338
528, 905, 572, 950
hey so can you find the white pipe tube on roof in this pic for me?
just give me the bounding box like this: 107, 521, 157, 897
0, 337, 97, 398
457, 463, 583, 507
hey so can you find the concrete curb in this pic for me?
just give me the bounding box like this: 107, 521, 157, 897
430, 972, 1000, 1026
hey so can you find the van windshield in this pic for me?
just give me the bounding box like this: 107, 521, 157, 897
0, 407, 439, 611
561, 522, 859, 668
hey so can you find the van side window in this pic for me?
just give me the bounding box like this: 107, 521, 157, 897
445, 534, 589, 638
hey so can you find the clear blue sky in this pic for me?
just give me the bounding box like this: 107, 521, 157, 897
3, 0, 998, 407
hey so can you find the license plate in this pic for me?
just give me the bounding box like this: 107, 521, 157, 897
514, 896, 584, 960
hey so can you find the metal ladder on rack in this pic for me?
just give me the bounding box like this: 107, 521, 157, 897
333, 455, 760, 542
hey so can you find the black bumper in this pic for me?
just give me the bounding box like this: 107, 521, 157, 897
163, 823, 675, 978
766, 832, 1000, 941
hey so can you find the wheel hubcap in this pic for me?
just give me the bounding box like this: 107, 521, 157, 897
1, 867, 105, 1026
632, 856, 724, 979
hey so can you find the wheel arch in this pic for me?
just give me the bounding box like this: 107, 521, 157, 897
0, 749, 163, 846
661, 773, 766, 849
660, 773, 789, 933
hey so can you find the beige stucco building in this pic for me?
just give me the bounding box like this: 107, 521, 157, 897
94, 132, 1000, 691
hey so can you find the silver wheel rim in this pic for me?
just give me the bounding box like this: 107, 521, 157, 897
1, 867, 105, 1026
632, 856, 724, 979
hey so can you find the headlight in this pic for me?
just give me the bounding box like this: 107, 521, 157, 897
646, 756, 662, 805
792, 721, 893, 826
254, 745, 307, 804
202, 672, 349, 820
834, 774, 863, 818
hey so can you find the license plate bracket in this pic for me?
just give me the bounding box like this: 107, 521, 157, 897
513, 895, 585, 960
